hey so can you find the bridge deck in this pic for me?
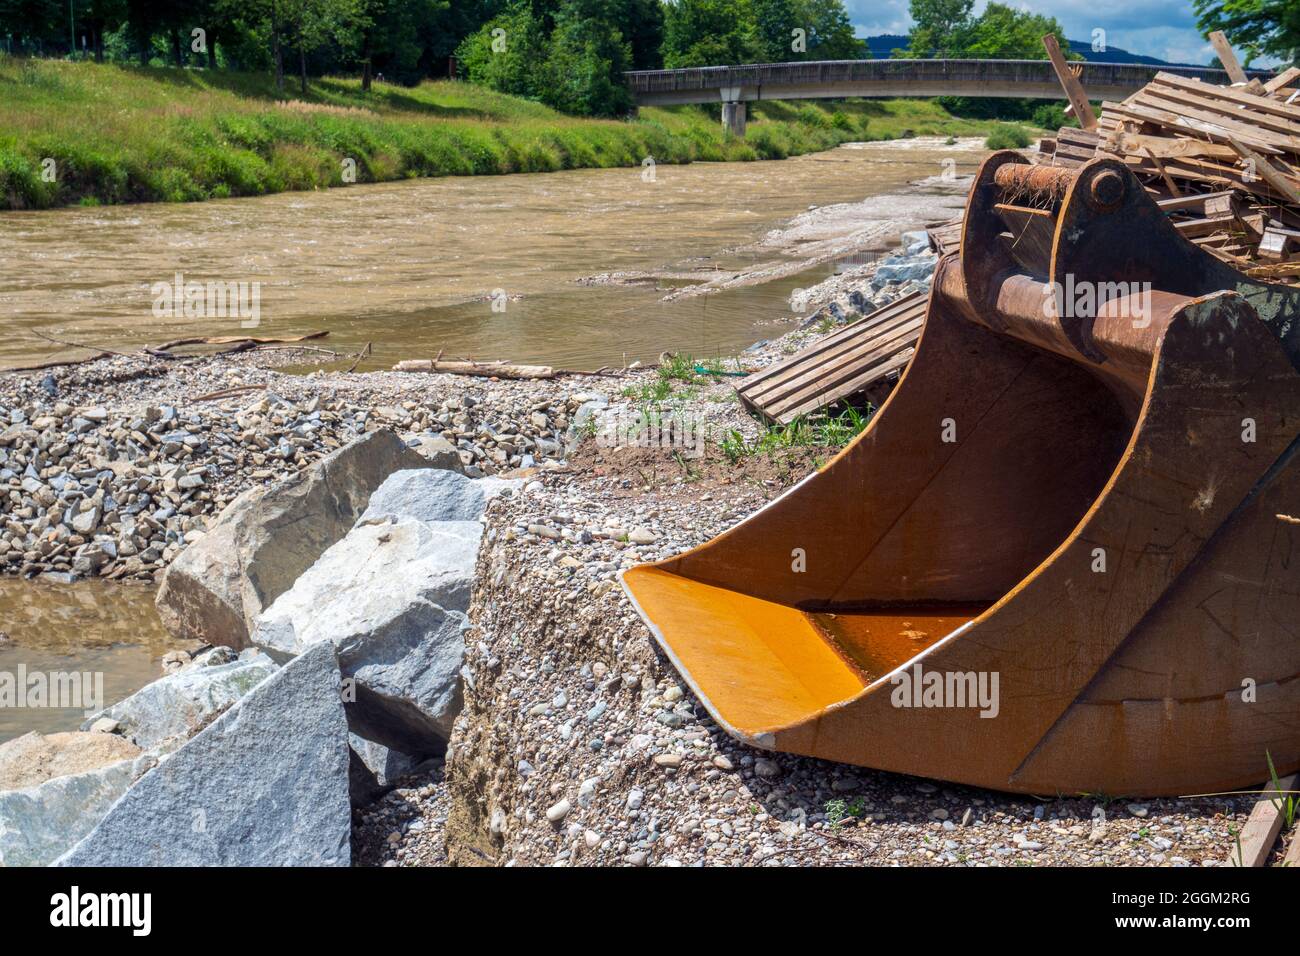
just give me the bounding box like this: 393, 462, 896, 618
627, 59, 1258, 105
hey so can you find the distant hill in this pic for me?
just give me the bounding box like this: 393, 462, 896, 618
862, 34, 1204, 68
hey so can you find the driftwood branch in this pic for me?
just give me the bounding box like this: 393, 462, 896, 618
32, 330, 138, 359
1, 353, 116, 373
191, 384, 269, 403
149, 331, 329, 351
345, 341, 372, 374
393, 358, 556, 380
3, 330, 334, 374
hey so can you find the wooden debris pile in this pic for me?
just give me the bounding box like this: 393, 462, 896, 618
1038, 36, 1300, 284
1044, 86, 1300, 276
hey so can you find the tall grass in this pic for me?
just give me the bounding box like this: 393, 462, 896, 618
0, 56, 1016, 210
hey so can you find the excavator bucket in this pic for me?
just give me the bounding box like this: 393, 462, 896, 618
622, 154, 1300, 797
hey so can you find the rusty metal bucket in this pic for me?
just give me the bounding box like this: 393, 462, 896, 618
622, 154, 1300, 797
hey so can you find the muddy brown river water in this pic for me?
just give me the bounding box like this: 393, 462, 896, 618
0, 140, 983, 740
0, 140, 979, 372
0, 580, 171, 741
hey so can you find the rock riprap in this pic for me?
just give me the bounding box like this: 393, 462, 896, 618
155, 429, 430, 649
0, 730, 141, 789
252, 468, 516, 752
0, 385, 577, 585
57, 642, 351, 867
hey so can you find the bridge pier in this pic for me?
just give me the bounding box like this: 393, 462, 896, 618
722, 101, 746, 138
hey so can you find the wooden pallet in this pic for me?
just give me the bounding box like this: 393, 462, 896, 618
1037, 56, 1300, 262
736, 291, 927, 425
927, 218, 963, 256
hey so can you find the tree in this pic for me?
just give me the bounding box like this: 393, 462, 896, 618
1194, 0, 1299, 67
540, 0, 633, 115
82, 0, 128, 61
751, 0, 802, 62
962, 2, 1069, 59
903, 0, 973, 57
456, 3, 547, 98
283, 0, 363, 93
900, 0, 1070, 60
661, 0, 762, 68
622, 0, 664, 70
803, 0, 859, 59
457, 0, 636, 116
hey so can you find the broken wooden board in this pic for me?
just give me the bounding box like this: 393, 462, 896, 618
1225, 774, 1298, 867
926, 218, 962, 256
1042, 34, 1097, 131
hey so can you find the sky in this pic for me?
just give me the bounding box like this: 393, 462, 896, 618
845, 0, 1220, 66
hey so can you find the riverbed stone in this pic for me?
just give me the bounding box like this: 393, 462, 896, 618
350, 734, 420, 788
871, 256, 936, 288
155, 429, 431, 649
79, 648, 279, 753
408, 435, 465, 473
251, 517, 474, 751
57, 641, 351, 867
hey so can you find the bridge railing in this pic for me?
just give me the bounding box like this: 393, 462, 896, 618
624, 58, 1251, 95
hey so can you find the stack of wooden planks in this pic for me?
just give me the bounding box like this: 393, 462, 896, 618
1038, 62, 1300, 283
736, 291, 927, 425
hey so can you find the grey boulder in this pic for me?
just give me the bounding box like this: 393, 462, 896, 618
80, 648, 279, 753
252, 517, 474, 752
0, 731, 141, 790
0, 755, 153, 867
57, 641, 351, 866
357, 468, 518, 526
155, 429, 431, 649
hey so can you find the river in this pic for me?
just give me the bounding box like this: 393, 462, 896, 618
0, 139, 983, 741
0, 139, 979, 371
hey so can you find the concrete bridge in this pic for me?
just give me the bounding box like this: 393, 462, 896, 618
625, 59, 1250, 135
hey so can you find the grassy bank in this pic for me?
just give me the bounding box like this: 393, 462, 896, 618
0, 56, 1030, 210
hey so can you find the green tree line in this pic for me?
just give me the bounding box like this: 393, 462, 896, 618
0, 0, 861, 115
2, 0, 1292, 120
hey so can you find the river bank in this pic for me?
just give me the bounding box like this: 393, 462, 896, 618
0, 56, 1037, 211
